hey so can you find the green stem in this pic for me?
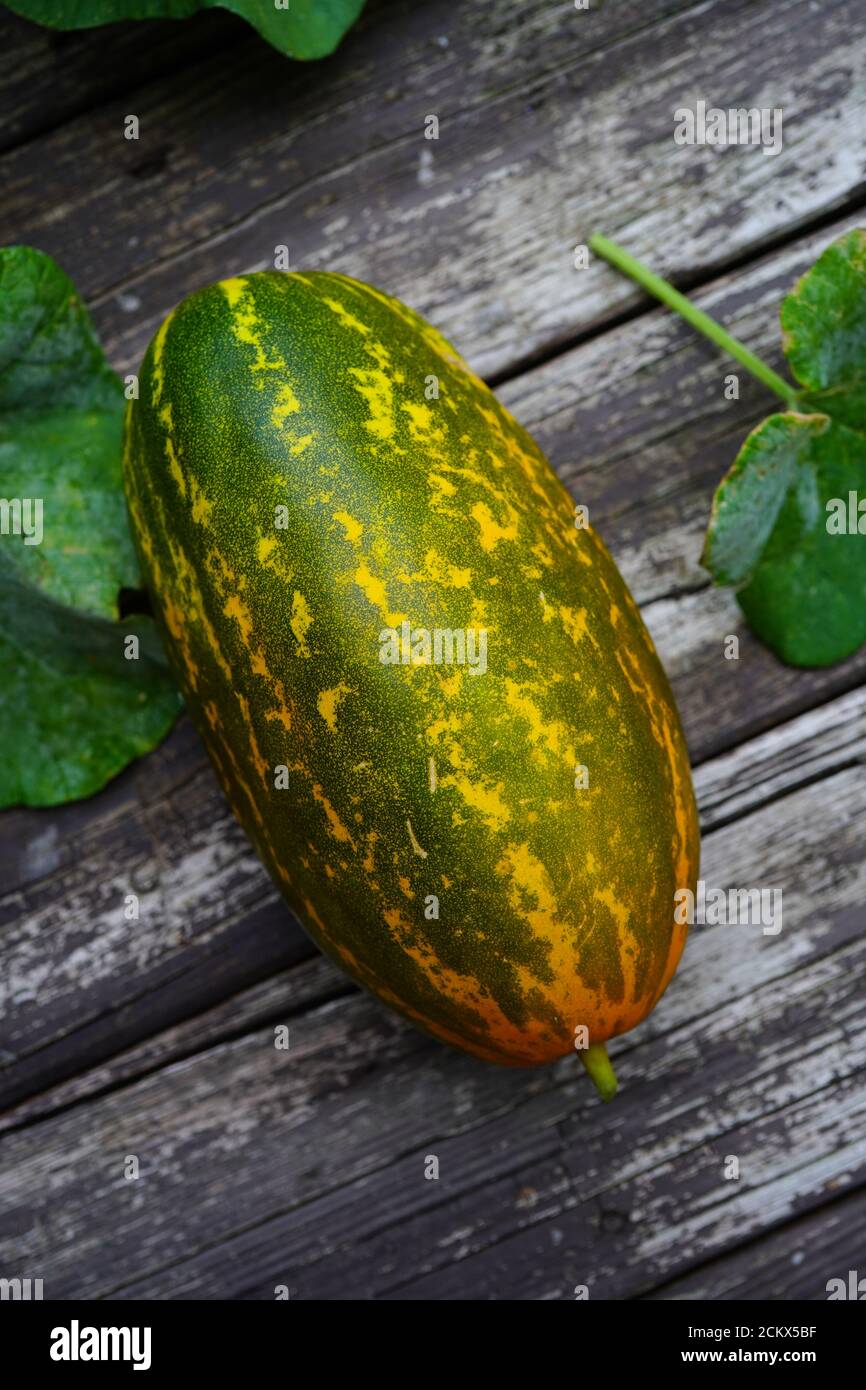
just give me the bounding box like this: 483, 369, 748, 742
579, 1043, 618, 1102
589, 233, 799, 409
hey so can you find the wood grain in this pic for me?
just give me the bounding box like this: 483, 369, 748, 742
1, 0, 864, 1302
645, 1186, 866, 1300
2, 0, 864, 380
1, 746, 863, 1298
3, 210, 865, 1113
0, 7, 242, 154
3, 682, 863, 1136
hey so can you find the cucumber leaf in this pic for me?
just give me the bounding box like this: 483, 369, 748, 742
702, 412, 866, 667
0, 246, 181, 808
592, 228, 866, 668
701, 229, 866, 666
6, 0, 367, 61
781, 228, 866, 432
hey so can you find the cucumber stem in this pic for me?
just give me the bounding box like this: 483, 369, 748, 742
579, 1042, 618, 1101
588, 233, 800, 409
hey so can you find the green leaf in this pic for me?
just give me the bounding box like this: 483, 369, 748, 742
781, 228, 866, 432
702, 412, 866, 667
6, 0, 367, 60
0, 247, 181, 808
592, 228, 866, 667
702, 229, 866, 666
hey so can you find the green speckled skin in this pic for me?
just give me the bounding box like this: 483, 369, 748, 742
123, 270, 699, 1066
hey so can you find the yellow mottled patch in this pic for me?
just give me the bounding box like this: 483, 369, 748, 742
471, 500, 519, 552
162, 596, 184, 642
445, 772, 510, 831
204, 546, 237, 597
149, 310, 174, 407
165, 436, 186, 499
504, 679, 572, 762
220, 277, 286, 381
270, 679, 295, 732
538, 591, 556, 624
289, 434, 315, 455
317, 682, 351, 732
323, 295, 370, 336
220, 277, 247, 308
333, 510, 364, 544
429, 472, 457, 498
290, 591, 313, 657
593, 885, 640, 1007
496, 842, 573, 983
560, 605, 591, 646
256, 534, 293, 584
348, 366, 395, 440
311, 783, 355, 846
532, 541, 554, 567
401, 399, 446, 445
362, 830, 379, 875
223, 593, 254, 645
159, 528, 233, 686
236, 692, 269, 789
437, 670, 462, 698
398, 549, 471, 589
189, 476, 213, 526
353, 560, 405, 627
398, 875, 415, 900
271, 383, 301, 428
426, 711, 461, 743
264, 702, 292, 732
469, 596, 489, 630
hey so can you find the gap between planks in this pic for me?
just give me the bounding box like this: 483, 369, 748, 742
2, 681, 862, 1134
2, 207, 866, 1112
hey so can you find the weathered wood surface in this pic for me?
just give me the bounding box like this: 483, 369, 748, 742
4, 0, 865, 380
3, 689, 863, 1126
2, 726, 864, 1298
4, 210, 865, 1111
646, 1186, 866, 1301
0, 7, 241, 153
1, 0, 865, 1300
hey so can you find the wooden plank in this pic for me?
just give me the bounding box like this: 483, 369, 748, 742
3, 211, 865, 1110
2, 684, 863, 1133
1, 729, 864, 1298
0, 757, 297, 1109
376, 1059, 866, 1301
0, 0, 691, 328
693, 688, 865, 834
647, 1184, 866, 1301
0, 8, 242, 154
2, 0, 863, 380
645, 1185, 866, 1300
0, 954, 348, 1135
0, 0, 690, 157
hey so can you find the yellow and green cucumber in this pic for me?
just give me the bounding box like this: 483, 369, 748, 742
123, 271, 700, 1098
